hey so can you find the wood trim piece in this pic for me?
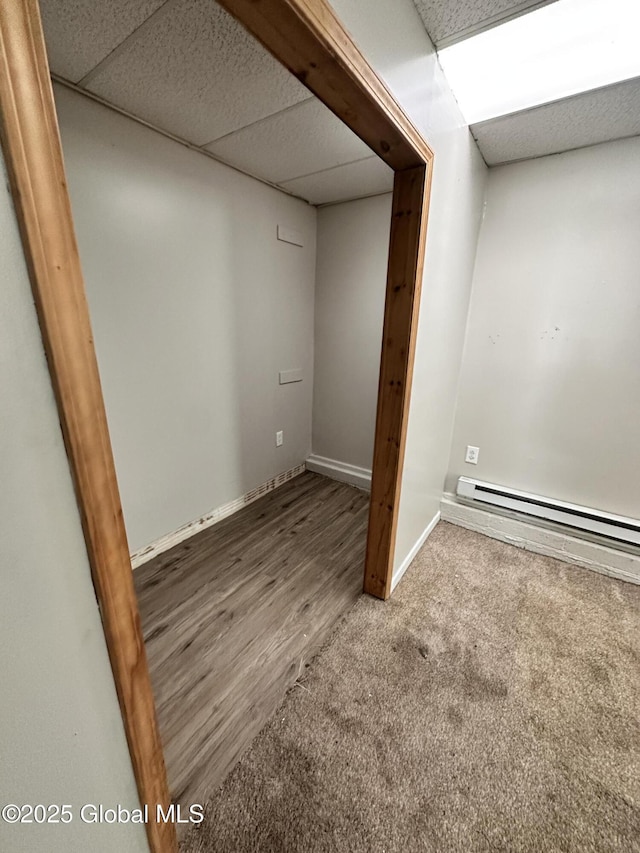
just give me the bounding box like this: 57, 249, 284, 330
0, 3, 177, 852
215, 0, 433, 170
364, 164, 433, 599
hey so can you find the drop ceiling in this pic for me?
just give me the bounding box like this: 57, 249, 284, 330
39, 0, 392, 206
41, 0, 640, 189
471, 77, 640, 165
412, 0, 559, 49
413, 0, 640, 165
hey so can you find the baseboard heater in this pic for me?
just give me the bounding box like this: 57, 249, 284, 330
456, 476, 640, 547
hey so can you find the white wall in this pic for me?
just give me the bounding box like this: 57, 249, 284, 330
446, 136, 640, 519
312, 193, 391, 469
323, 0, 488, 572
0, 154, 148, 852
54, 84, 317, 553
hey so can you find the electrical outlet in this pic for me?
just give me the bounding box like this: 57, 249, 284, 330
276, 430, 284, 447
465, 445, 479, 464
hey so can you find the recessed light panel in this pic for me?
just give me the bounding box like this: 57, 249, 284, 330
438, 0, 640, 124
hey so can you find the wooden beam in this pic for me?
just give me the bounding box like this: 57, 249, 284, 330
215, 0, 433, 170
364, 164, 433, 599
0, 3, 177, 851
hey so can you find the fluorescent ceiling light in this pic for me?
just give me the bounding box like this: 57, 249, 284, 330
438, 0, 640, 124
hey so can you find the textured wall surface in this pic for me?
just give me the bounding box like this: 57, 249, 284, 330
446, 136, 640, 519
55, 84, 316, 553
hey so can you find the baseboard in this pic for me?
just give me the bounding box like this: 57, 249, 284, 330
305, 454, 371, 491
391, 512, 441, 592
441, 495, 640, 586
130, 464, 306, 568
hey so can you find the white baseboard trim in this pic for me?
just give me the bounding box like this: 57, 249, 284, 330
441, 495, 640, 586
305, 454, 371, 491
130, 464, 306, 569
391, 511, 441, 592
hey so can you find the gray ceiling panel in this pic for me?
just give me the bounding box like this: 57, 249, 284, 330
205, 98, 373, 184
83, 0, 309, 146
279, 157, 394, 206
39, 0, 168, 83
412, 0, 558, 47
472, 78, 640, 165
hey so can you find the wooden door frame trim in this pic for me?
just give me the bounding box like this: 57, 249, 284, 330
0, 3, 177, 852
215, 0, 434, 600
0, 1, 433, 852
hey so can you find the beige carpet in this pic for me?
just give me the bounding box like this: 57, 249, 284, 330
182, 522, 640, 852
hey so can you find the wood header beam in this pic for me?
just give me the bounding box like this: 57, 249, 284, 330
216, 0, 433, 170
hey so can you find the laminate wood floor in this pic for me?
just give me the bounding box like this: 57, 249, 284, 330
134, 471, 369, 818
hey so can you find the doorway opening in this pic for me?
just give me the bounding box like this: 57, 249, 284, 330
0, 1, 433, 850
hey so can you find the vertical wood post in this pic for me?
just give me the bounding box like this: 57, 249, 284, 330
364, 164, 432, 599
0, 2, 177, 851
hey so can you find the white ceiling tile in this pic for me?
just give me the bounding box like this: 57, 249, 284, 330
279, 157, 394, 205
205, 98, 373, 183
413, 0, 558, 47
472, 77, 640, 165
39, 0, 167, 83
84, 0, 309, 145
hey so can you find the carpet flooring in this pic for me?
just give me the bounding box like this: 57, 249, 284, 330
182, 521, 640, 853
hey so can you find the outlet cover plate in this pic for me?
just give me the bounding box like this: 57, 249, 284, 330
465, 445, 480, 464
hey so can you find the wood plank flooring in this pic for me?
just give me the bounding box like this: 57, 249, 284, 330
134, 471, 369, 817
